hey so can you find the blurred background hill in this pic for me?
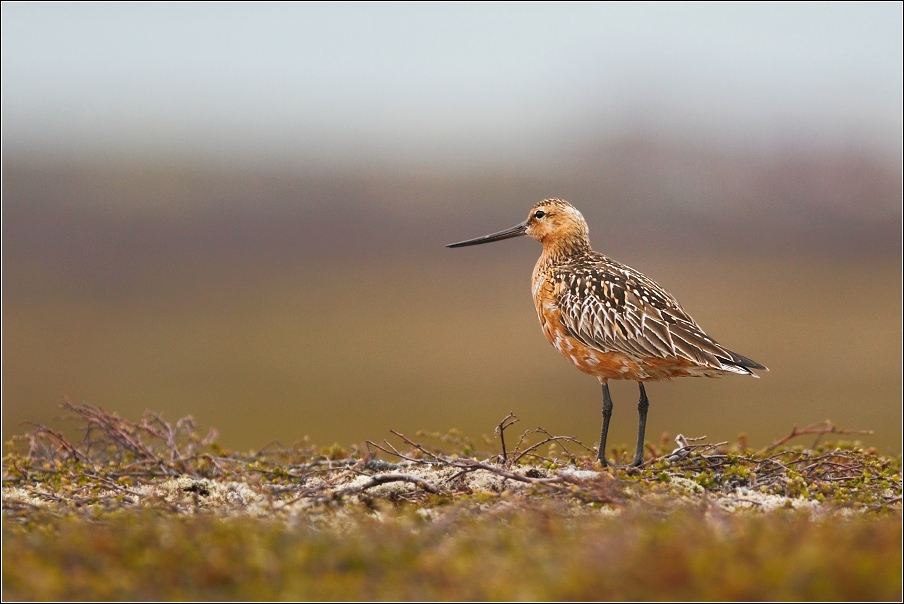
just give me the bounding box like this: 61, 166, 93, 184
2, 4, 901, 452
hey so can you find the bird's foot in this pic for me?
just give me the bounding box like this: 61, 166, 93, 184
596, 453, 645, 470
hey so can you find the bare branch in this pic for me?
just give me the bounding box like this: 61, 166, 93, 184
494, 412, 519, 462
763, 420, 873, 454
334, 473, 439, 497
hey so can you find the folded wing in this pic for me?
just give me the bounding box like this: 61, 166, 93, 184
554, 255, 766, 375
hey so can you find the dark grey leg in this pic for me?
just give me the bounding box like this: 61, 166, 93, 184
630, 382, 650, 467
597, 381, 614, 465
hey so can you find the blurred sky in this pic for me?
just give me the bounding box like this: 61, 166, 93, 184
3, 3, 902, 168
2, 3, 901, 453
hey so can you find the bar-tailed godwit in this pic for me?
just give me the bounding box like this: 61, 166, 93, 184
448, 198, 766, 467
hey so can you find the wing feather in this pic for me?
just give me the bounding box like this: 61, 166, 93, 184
551, 253, 763, 374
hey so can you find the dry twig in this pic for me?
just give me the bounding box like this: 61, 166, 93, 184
763, 420, 873, 454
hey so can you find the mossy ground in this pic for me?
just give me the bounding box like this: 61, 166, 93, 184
3, 404, 901, 600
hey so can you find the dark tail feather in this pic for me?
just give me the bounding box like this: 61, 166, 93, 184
717, 350, 768, 372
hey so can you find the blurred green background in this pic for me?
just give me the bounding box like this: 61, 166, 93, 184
2, 4, 901, 452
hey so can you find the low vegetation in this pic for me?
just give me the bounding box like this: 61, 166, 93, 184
3, 403, 901, 600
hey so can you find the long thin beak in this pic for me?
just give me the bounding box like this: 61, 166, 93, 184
446, 222, 528, 248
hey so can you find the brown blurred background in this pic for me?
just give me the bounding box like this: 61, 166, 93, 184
3, 5, 901, 452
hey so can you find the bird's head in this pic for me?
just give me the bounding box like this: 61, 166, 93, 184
523, 199, 590, 246
446, 198, 590, 254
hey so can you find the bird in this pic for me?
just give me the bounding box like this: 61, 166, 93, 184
447, 198, 766, 467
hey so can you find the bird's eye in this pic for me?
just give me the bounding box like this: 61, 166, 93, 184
534, 210, 546, 219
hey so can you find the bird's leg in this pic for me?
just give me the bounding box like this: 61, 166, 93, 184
630, 382, 650, 467
596, 380, 614, 466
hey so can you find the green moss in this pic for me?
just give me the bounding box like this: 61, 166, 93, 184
3, 404, 901, 600
4, 505, 901, 601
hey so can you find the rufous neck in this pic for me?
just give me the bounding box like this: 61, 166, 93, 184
539, 234, 591, 264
